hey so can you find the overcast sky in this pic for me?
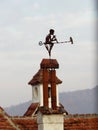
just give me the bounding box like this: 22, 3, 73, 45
0, 0, 97, 107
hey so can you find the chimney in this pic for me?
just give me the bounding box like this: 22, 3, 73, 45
37, 58, 64, 130
40, 58, 59, 109
28, 61, 62, 107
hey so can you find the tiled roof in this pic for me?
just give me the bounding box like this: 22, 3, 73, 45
38, 107, 67, 115
0, 106, 98, 130
24, 103, 68, 116
0, 107, 16, 130
24, 103, 39, 116
64, 114, 98, 130
0, 106, 38, 130
28, 69, 62, 86
12, 117, 38, 130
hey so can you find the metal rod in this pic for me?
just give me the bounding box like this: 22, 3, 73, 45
39, 37, 73, 46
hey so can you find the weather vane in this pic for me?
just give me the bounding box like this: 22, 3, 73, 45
39, 29, 73, 58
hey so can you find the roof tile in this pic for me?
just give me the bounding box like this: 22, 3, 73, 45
0, 106, 98, 130
28, 69, 62, 86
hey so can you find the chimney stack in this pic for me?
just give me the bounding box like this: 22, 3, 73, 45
40, 58, 59, 110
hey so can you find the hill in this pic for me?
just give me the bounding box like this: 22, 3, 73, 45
59, 86, 98, 114
4, 86, 98, 116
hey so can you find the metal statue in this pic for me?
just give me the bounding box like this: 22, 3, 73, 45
39, 29, 73, 58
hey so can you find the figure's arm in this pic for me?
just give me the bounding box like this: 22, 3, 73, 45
52, 35, 58, 42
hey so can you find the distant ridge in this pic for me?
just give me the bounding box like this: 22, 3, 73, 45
4, 86, 98, 116
59, 86, 98, 114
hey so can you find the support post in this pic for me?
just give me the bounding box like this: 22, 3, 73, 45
43, 69, 48, 107
51, 69, 57, 109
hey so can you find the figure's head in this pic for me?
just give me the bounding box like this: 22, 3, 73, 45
49, 29, 54, 35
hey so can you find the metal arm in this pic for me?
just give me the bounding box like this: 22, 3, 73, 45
39, 37, 73, 46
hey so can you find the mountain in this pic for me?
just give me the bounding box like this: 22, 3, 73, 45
59, 86, 98, 114
5, 101, 32, 116
4, 86, 98, 116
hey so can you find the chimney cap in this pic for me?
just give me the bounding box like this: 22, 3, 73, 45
40, 59, 59, 69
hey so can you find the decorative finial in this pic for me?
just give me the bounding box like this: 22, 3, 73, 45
39, 29, 73, 58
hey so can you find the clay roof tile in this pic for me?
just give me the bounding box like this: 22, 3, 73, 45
28, 69, 62, 86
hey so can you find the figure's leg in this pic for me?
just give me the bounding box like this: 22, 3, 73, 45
49, 43, 54, 57
45, 44, 50, 56
45, 44, 49, 51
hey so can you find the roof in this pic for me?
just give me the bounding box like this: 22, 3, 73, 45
64, 114, 98, 130
24, 103, 68, 116
0, 106, 98, 130
28, 69, 62, 86
0, 106, 38, 130
24, 103, 39, 116
38, 106, 68, 115
0, 107, 16, 130
12, 117, 37, 130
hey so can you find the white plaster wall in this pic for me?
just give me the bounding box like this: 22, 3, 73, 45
37, 113, 64, 130
32, 85, 43, 105
32, 86, 39, 103
39, 84, 43, 106
43, 124, 63, 130
42, 114, 64, 123
56, 85, 59, 106
38, 124, 63, 130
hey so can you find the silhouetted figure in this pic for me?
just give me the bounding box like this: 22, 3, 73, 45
45, 29, 58, 57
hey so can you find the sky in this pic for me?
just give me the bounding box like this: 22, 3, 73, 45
0, 0, 97, 107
